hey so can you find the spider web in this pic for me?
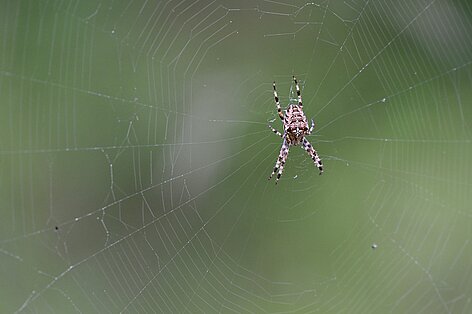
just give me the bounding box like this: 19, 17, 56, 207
1, 0, 472, 312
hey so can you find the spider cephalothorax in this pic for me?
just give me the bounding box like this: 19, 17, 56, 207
268, 76, 323, 184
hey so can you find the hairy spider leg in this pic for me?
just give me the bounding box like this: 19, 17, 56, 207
276, 146, 289, 183
309, 119, 315, 134
302, 138, 323, 174
268, 124, 283, 137
273, 82, 284, 121
269, 139, 290, 184
293, 76, 302, 106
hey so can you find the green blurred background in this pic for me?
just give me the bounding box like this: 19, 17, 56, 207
1, 0, 472, 313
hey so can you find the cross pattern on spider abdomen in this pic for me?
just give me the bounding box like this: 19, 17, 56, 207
284, 104, 309, 146
268, 76, 323, 184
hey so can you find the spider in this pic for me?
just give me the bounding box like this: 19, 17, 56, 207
268, 76, 323, 184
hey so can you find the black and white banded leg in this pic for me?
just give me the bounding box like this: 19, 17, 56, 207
273, 82, 284, 121
268, 123, 283, 137
302, 138, 323, 175
269, 139, 290, 184
293, 76, 302, 106
309, 119, 314, 134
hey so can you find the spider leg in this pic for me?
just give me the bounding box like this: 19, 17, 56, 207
302, 138, 323, 175
269, 139, 290, 184
268, 123, 283, 137
273, 82, 284, 121
293, 76, 302, 107
308, 119, 315, 134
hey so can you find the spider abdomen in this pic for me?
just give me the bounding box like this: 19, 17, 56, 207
284, 104, 309, 145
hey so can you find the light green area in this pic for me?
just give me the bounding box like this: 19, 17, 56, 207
1, 1, 472, 313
